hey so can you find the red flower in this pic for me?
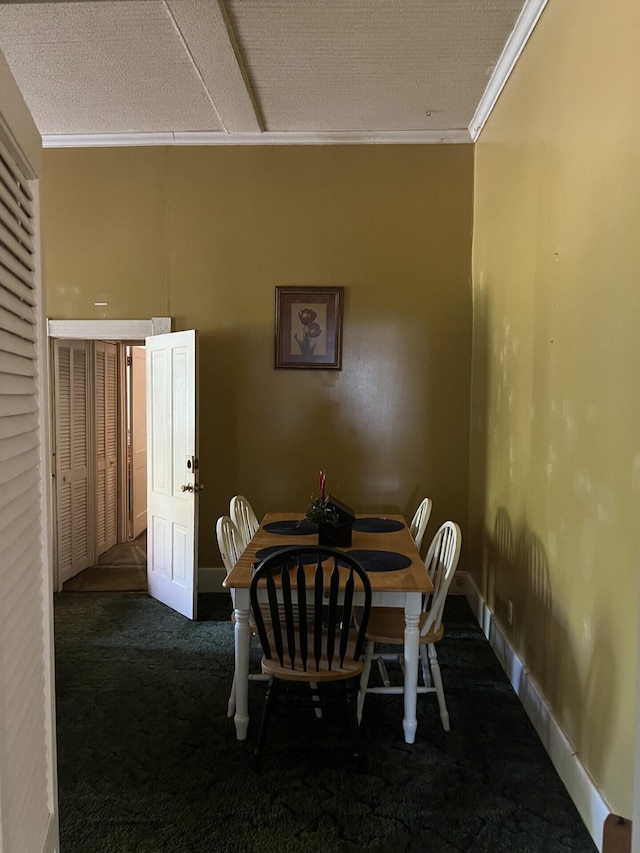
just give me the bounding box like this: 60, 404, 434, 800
306, 322, 322, 338
298, 308, 317, 326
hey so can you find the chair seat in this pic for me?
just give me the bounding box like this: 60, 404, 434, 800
365, 607, 444, 645
261, 630, 364, 682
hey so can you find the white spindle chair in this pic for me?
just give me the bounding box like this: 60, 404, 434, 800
357, 521, 461, 731
218, 513, 322, 719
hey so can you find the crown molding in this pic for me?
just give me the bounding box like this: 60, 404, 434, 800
469, 0, 550, 141
41, 128, 472, 148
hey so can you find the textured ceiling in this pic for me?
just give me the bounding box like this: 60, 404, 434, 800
0, 0, 547, 146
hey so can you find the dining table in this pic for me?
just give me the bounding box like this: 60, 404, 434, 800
223, 511, 432, 745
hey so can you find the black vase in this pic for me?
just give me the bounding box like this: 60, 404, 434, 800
318, 521, 353, 548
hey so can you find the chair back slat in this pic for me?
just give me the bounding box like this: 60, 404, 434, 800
313, 560, 324, 670
266, 573, 284, 663
340, 569, 355, 665
280, 564, 296, 668
251, 575, 270, 657
296, 559, 308, 668
250, 546, 372, 675
325, 559, 341, 669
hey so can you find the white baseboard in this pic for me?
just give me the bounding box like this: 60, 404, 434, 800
465, 574, 610, 853
198, 566, 227, 593
44, 813, 60, 853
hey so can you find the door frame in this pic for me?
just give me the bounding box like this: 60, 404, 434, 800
47, 318, 171, 590
129, 344, 148, 540
47, 318, 171, 340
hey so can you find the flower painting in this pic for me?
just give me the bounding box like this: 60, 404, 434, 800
275, 286, 344, 369
293, 304, 327, 358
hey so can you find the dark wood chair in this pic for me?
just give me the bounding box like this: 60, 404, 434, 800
249, 546, 372, 769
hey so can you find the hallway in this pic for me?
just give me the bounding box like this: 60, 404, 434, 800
62, 531, 147, 592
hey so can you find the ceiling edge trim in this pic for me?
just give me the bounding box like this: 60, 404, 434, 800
468, 0, 550, 141
41, 129, 472, 148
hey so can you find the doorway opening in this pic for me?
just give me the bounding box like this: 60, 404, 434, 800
47, 318, 200, 619
50, 338, 147, 592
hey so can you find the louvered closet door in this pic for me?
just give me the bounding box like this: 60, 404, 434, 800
95, 340, 117, 556
0, 121, 57, 849
54, 339, 90, 583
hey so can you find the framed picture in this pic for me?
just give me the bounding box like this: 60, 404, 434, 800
275, 286, 344, 370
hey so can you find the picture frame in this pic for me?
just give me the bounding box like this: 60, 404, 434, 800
274, 286, 344, 370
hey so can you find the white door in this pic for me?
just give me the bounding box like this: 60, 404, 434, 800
53, 339, 90, 583
145, 330, 199, 619
94, 340, 118, 556
130, 345, 147, 539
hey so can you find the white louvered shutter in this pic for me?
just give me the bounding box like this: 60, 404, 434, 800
94, 340, 117, 556
0, 132, 56, 848
53, 338, 90, 582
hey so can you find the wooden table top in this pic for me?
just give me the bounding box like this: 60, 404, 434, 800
223, 512, 432, 593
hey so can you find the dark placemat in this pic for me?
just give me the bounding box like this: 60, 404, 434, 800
262, 520, 318, 535
352, 517, 404, 533
344, 549, 412, 572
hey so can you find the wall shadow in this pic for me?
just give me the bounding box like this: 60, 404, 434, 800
484, 506, 615, 786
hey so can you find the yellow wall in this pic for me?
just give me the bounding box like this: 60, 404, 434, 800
470, 0, 640, 816
43, 144, 474, 567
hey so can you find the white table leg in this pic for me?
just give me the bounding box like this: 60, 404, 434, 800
233, 588, 251, 740
402, 591, 422, 744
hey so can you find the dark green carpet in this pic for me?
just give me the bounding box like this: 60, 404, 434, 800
54, 593, 597, 853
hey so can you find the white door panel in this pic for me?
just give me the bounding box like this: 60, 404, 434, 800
145, 330, 199, 619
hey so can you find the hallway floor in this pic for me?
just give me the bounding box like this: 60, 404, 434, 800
62, 531, 146, 592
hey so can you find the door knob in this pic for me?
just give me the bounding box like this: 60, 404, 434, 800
180, 483, 204, 492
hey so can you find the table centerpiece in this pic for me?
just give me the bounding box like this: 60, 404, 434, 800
300, 470, 355, 547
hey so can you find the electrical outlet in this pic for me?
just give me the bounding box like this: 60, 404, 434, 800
451, 574, 465, 594
507, 600, 513, 626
